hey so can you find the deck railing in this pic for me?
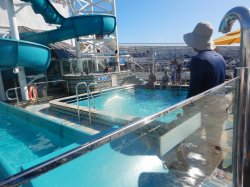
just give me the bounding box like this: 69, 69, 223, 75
75, 82, 88, 120
0, 77, 238, 186
219, 6, 250, 186
5, 80, 69, 106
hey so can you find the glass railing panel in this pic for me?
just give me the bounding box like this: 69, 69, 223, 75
0, 78, 238, 187
61, 55, 130, 75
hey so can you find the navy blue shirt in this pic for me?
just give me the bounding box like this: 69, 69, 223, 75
187, 50, 226, 98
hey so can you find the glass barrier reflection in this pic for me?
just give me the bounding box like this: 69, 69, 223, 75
0, 78, 237, 187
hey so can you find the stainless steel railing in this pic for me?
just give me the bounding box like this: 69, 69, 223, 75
5, 80, 69, 107
75, 82, 102, 124
75, 82, 88, 120
87, 83, 102, 124
6, 87, 20, 107
219, 6, 250, 186
0, 77, 238, 187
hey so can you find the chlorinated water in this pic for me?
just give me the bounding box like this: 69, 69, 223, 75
75, 88, 187, 118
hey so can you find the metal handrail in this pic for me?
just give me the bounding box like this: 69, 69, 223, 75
5, 80, 69, 106
130, 59, 144, 72
0, 78, 238, 187
120, 70, 130, 85
75, 82, 88, 120
219, 7, 250, 186
87, 83, 102, 124
6, 87, 20, 107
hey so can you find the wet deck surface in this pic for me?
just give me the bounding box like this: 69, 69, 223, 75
24, 103, 233, 186
160, 113, 233, 186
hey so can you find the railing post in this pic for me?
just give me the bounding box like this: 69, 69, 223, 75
66, 81, 69, 94
15, 88, 20, 107
219, 8, 250, 185
75, 82, 87, 120
34, 83, 39, 101
233, 67, 248, 187
87, 83, 101, 124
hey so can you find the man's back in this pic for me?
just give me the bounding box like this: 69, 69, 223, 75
187, 50, 226, 98
162, 74, 170, 82
149, 73, 156, 82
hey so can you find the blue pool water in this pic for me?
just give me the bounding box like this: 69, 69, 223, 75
0, 103, 90, 177
74, 88, 187, 117
0, 88, 189, 185
0, 115, 66, 171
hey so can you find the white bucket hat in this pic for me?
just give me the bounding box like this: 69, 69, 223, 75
183, 22, 215, 51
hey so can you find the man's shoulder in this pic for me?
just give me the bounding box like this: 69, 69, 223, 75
194, 51, 224, 62
197, 50, 223, 58
191, 56, 203, 64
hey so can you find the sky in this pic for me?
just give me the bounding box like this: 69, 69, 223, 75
116, 0, 250, 44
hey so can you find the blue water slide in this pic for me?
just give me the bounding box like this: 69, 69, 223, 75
0, 38, 51, 73
20, 0, 65, 25
0, 0, 115, 75
20, 15, 116, 45
19, 0, 116, 45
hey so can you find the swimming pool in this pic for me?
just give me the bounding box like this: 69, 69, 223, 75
0, 101, 182, 186
73, 88, 188, 117
50, 85, 188, 125
1, 81, 235, 186
0, 102, 91, 179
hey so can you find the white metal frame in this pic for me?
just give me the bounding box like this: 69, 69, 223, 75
0, 26, 10, 38
66, 0, 119, 70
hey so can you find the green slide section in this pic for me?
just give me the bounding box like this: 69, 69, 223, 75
20, 0, 65, 25
20, 0, 116, 45
0, 38, 51, 73
20, 15, 116, 45
0, 0, 115, 74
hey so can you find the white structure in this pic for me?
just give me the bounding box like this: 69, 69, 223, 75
0, 0, 70, 101
1, 0, 119, 101
0, 0, 69, 34
66, 0, 120, 71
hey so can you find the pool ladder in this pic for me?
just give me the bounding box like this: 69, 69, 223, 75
75, 82, 101, 124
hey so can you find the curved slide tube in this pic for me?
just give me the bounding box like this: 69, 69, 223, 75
0, 0, 115, 76
20, 0, 65, 25
0, 38, 51, 73
21, 15, 116, 45
20, 0, 116, 45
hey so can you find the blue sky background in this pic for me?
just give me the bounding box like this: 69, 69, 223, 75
116, 0, 250, 43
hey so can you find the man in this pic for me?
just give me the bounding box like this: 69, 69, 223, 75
176, 63, 182, 85
147, 69, 157, 89
183, 22, 226, 98
163, 23, 229, 170
183, 22, 227, 150
160, 71, 170, 89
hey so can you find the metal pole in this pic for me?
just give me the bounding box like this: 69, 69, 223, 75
14, 88, 19, 107
76, 84, 80, 120
59, 60, 64, 75
75, 82, 87, 120
66, 81, 69, 94
152, 52, 156, 74
95, 57, 99, 72
87, 87, 91, 124
219, 7, 250, 186
5, 0, 29, 101
5, 0, 19, 39
0, 71, 6, 101
112, 0, 120, 72
233, 67, 248, 187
